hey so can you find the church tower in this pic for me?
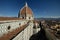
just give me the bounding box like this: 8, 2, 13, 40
18, 2, 34, 20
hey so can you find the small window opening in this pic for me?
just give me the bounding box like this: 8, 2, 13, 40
29, 17, 30, 19
19, 23, 21, 25
8, 26, 11, 30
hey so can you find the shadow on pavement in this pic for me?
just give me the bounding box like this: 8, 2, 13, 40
29, 28, 48, 40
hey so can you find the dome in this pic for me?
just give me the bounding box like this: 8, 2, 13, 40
20, 2, 33, 15
18, 2, 34, 20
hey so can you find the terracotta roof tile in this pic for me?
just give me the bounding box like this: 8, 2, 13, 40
0, 17, 23, 21
20, 5, 33, 15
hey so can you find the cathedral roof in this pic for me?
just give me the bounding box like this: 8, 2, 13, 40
0, 17, 23, 21
20, 2, 33, 15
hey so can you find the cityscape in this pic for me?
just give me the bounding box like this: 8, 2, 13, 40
0, 0, 60, 40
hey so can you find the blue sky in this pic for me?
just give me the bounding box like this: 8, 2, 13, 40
0, 0, 60, 18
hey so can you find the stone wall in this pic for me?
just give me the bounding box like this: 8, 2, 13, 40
13, 21, 34, 40
0, 20, 28, 37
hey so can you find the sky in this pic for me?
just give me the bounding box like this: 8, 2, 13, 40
0, 0, 60, 18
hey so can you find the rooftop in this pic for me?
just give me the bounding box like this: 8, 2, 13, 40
0, 17, 23, 21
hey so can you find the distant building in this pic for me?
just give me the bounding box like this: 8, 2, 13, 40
18, 2, 34, 20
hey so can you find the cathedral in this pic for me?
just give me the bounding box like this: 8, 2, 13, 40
0, 2, 36, 40
18, 2, 34, 20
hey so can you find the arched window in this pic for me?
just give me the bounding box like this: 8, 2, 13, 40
19, 23, 21, 25
22, 17, 24, 19
7, 26, 11, 30
29, 17, 30, 19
